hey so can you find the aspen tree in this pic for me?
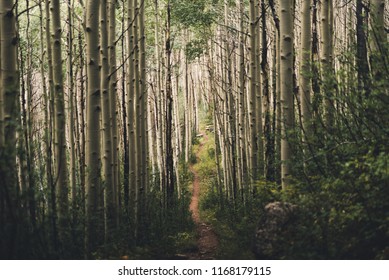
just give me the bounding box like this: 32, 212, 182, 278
67, 0, 77, 205
85, 0, 101, 256
25, 0, 36, 227
0, 0, 19, 257
135, 0, 148, 237
108, 0, 119, 222
51, 0, 69, 230
121, 0, 130, 213
184, 54, 191, 164
320, 0, 334, 129
269, 0, 281, 183
300, 0, 312, 141
154, 0, 165, 192
78, 23, 87, 208
237, 0, 245, 195
100, 0, 115, 239
139, 0, 148, 217
173, 69, 181, 198
279, 0, 294, 189
134, 0, 141, 224
44, 0, 58, 249
127, 0, 137, 217
249, 0, 258, 185
261, 0, 272, 180
165, 0, 175, 206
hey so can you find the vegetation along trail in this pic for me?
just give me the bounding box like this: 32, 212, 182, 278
1, 0, 387, 260
188, 130, 218, 260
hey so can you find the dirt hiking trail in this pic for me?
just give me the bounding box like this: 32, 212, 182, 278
187, 131, 218, 259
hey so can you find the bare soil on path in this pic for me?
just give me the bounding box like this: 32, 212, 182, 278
186, 131, 218, 259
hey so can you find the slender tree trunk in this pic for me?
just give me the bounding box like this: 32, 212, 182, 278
78, 25, 86, 210
154, 0, 165, 194
127, 0, 138, 239
237, 0, 245, 198
300, 0, 312, 145
44, 0, 59, 253
100, 0, 115, 244
279, 0, 294, 189
261, 0, 273, 181
51, 0, 69, 236
67, 0, 77, 209
85, 0, 101, 257
165, 0, 175, 207
320, 0, 334, 129
25, 1, 36, 227
108, 0, 119, 225
133, 0, 141, 235
249, 0, 258, 185
0, 0, 19, 258
138, 0, 148, 234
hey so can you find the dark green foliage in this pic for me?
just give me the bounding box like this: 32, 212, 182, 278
185, 39, 208, 61
200, 42, 389, 259
171, 0, 217, 29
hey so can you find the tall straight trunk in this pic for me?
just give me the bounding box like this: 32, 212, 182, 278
127, 0, 136, 218
133, 0, 141, 229
100, 0, 115, 242
311, 0, 321, 113
300, 0, 312, 142
261, 0, 273, 181
121, 6, 130, 216
165, 0, 175, 207
51, 0, 69, 232
108, 0, 119, 224
269, 0, 281, 183
44, 0, 58, 252
138, 0, 148, 228
173, 71, 181, 198
249, 0, 258, 184
67, 0, 77, 207
78, 25, 86, 209
39, 1, 52, 218
85, 0, 101, 257
0, 0, 19, 258
320, 0, 334, 129
279, 0, 294, 189
154, 0, 165, 193
237, 0, 245, 196
184, 56, 190, 163
25, 1, 36, 227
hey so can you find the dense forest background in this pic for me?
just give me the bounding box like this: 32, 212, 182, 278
0, 0, 388, 259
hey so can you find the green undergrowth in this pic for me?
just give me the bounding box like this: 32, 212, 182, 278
190, 125, 257, 259
191, 120, 389, 259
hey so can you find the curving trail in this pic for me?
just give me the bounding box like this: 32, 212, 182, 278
187, 131, 218, 260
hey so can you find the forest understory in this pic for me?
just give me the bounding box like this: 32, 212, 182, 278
1, 0, 388, 260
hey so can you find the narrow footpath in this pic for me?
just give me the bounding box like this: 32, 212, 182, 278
187, 131, 218, 260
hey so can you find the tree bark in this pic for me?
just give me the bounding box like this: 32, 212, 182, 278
85, 0, 101, 257
279, 0, 294, 189
300, 0, 312, 144
51, 0, 69, 235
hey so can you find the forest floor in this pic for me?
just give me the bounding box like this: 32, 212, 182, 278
182, 131, 219, 260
